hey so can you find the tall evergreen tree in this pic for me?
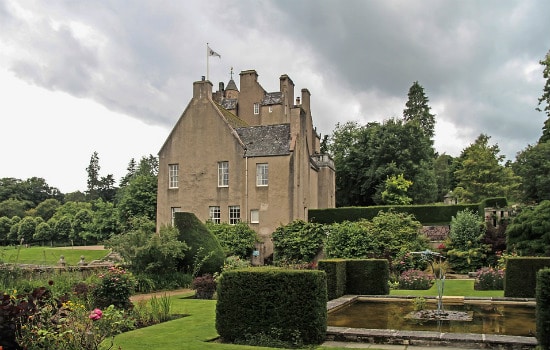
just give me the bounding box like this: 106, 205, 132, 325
403, 81, 436, 139
86, 152, 101, 201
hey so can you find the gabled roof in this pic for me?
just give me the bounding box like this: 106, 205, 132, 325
236, 124, 291, 157
214, 102, 248, 128
261, 92, 283, 106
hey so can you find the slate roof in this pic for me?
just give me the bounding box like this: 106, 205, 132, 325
236, 124, 291, 157
261, 92, 283, 106
226, 79, 238, 91
221, 98, 237, 110
214, 102, 248, 128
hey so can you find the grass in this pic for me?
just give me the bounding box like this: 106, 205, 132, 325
390, 278, 504, 298
0, 246, 109, 265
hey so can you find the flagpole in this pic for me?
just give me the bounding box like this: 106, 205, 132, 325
206, 43, 210, 81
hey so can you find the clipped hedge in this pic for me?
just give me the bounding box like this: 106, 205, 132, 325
504, 257, 550, 298
346, 259, 389, 295
216, 268, 327, 345
173, 212, 225, 274
318, 259, 347, 300
309, 204, 479, 225
536, 268, 550, 349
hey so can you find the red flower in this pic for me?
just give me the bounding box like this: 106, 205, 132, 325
89, 308, 103, 321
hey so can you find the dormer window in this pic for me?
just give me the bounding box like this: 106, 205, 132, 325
253, 103, 260, 115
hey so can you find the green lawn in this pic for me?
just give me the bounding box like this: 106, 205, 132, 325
0, 246, 109, 265
390, 278, 504, 298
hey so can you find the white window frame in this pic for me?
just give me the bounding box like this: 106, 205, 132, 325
253, 103, 260, 115
250, 209, 259, 224
256, 163, 268, 186
169, 164, 179, 188
229, 205, 240, 225
209, 206, 221, 224
171, 207, 181, 225
218, 161, 229, 187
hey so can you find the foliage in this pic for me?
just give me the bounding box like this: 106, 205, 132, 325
506, 201, 550, 256
346, 259, 389, 295
317, 259, 347, 300
92, 266, 136, 310
474, 267, 504, 290
536, 267, 550, 349
117, 174, 157, 229
324, 210, 429, 274
192, 274, 217, 299
0, 177, 62, 207
403, 81, 436, 139
173, 212, 225, 275
206, 221, 258, 258
216, 268, 327, 345
434, 153, 458, 201
132, 294, 172, 327
272, 219, 326, 264
453, 134, 520, 203
537, 50, 550, 120
514, 142, 550, 203
380, 173, 412, 205
448, 209, 485, 251
397, 269, 433, 290
504, 257, 550, 298
411, 296, 427, 311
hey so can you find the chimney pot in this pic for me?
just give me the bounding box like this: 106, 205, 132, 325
296, 97, 301, 105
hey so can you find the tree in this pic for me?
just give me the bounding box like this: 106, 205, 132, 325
506, 201, 550, 256
0, 198, 33, 218
119, 158, 137, 188
34, 222, 53, 246
434, 153, 456, 201
403, 81, 436, 138
537, 50, 550, 136
72, 208, 93, 244
514, 142, 550, 203
17, 216, 38, 244
0, 216, 12, 245
89, 199, 121, 242
54, 215, 73, 243
453, 134, 520, 203
381, 174, 412, 205
86, 151, 101, 201
207, 221, 259, 259
447, 209, 488, 273
117, 174, 157, 228
33, 198, 61, 221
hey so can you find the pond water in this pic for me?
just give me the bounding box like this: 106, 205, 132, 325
328, 299, 536, 337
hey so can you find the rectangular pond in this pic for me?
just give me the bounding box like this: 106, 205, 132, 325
328, 297, 536, 337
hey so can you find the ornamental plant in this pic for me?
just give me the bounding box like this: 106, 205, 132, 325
192, 274, 216, 299
398, 269, 433, 290
474, 267, 504, 290
92, 266, 136, 309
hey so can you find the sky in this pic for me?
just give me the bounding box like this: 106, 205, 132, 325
1, 1, 549, 193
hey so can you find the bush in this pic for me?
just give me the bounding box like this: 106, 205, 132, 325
504, 257, 550, 298
92, 266, 136, 309
216, 268, 327, 345
398, 269, 433, 290
174, 212, 225, 275
346, 259, 389, 295
272, 220, 326, 264
474, 267, 504, 290
317, 259, 346, 300
536, 268, 550, 350
192, 274, 217, 299
207, 222, 258, 259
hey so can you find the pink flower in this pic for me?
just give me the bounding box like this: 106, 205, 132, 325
89, 308, 103, 321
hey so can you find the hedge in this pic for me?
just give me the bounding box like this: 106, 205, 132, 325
173, 212, 225, 274
346, 259, 389, 295
536, 268, 550, 349
318, 259, 347, 300
215, 268, 327, 345
504, 257, 550, 298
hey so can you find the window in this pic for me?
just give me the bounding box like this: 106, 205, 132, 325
218, 161, 229, 187
229, 205, 240, 224
256, 163, 268, 186
169, 164, 179, 188
250, 209, 259, 224
268, 106, 272, 113
209, 206, 221, 224
171, 207, 181, 225
253, 103, 260, 115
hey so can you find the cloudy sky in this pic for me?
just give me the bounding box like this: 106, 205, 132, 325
1, 1, 549, 193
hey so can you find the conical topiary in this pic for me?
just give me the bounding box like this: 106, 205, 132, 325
173, 212, 225, 274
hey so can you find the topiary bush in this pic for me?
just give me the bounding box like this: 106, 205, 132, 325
346, 259, 389, 295
504, 257, 550, 298
174, 212, 225, 275
317, 259, 346, 300
216, 268, 327, 346
536, 268, 550, 350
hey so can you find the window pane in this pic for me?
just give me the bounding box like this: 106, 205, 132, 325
218, 161, 229, 187
256, 163, 268, 186
250, 209, 259, 223
229, 205, 240, 225
209, 206, 221, 224
254, 103, 259, 115
171, 207, 181, 224
169, 164, 179, 188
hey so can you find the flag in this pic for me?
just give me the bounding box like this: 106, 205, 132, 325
208, 45, 221, 58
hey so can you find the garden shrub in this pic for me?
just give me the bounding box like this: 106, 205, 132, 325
504, 257, 550, 298
398, 269, 433, 290
272, 219, 326, 264
536, 268, 550, 350
174, 212, 225, 274
207, 221, 259, 259
92, 266, 136, 309
317, 259, 346, 300
216, 268, 327, 346
192, 274, 217, 299
346, 259, 389, 295
474, 267, 504, 290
